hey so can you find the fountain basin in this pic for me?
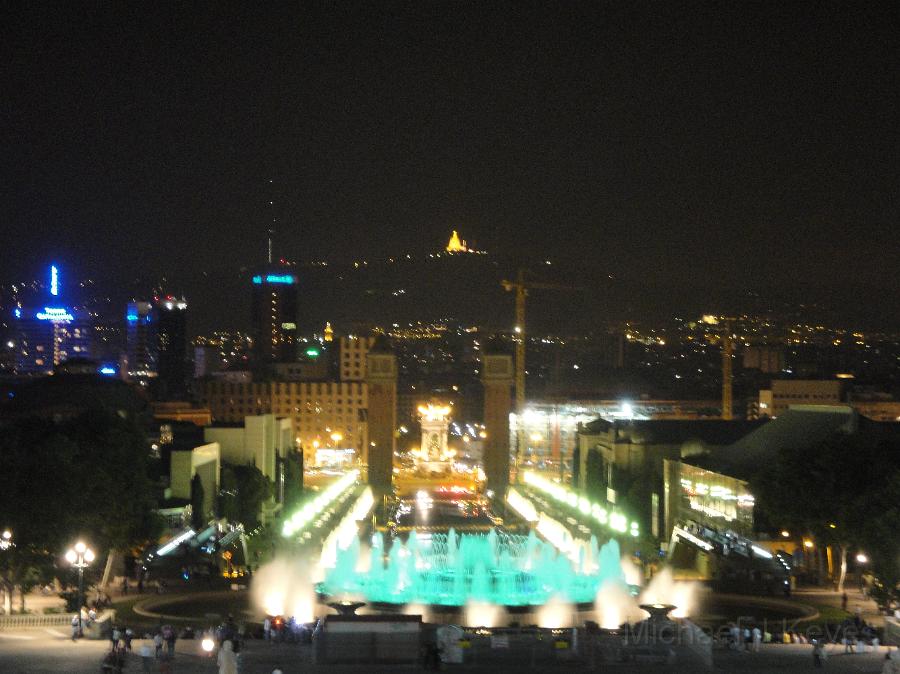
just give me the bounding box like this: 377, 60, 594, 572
317, 527, 631, 608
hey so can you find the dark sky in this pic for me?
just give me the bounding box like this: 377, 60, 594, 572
1, 2, 898, 327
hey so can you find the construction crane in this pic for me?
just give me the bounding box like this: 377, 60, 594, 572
702, 314, 737, 420
501, 269, 579, 478
720, 317, 736, 420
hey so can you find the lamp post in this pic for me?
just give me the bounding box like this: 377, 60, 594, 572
0, 530, 12, 615
65, 542, 94, 638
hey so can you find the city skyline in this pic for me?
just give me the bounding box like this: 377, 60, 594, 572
2, 3, 898, 329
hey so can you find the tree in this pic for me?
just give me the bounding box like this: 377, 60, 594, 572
282, 449, 305, 511
0, 410, 162, 608
190, 474, 205, 530
571, 446, 581, 487
752, 430, 900, 592
584, 448, 605, 502
219, 463, 273, 529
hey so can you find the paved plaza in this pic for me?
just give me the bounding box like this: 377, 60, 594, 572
0, 629, 896, 673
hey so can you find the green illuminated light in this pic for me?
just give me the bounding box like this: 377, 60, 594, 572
522, 470, 638, 537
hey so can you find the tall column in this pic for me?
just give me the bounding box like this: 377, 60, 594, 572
481, 347, 513, 495
365, 338, 397, 492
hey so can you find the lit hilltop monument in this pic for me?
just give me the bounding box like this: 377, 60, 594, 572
446, 230, 469, 253
445, 230, 485, 254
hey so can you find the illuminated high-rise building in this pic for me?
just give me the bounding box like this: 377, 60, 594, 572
125, 301, 157, 384
13, 265, 93, 375
250, 268, 298, 366
156, 296, 188, 398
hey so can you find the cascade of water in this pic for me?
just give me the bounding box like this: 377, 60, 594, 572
384, 541, 402, 600
471, 561, 490, 601
447, 527, 458, 567
486, 529, 499, 567
368, 532, 385, 587
589, 535, 600, 572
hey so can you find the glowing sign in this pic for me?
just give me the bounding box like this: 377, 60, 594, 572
50, 265, 59, 296
14, 308, 21, 318
99, 366, 116, 375
126, 314, 139, 321
253, 274, 296, 285
35, 307, 73, 322
305, 347, 320, 358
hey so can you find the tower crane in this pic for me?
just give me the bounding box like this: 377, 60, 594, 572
501, 269, 580, 477
720, 317, 736, 420
702, 314, 738, 420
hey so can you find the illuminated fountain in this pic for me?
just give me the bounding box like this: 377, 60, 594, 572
317, 527, 631, 608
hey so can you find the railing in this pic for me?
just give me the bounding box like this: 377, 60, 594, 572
0, 614, 72, 629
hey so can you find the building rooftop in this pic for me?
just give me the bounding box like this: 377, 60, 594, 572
582, 417, 765, 446
717, 405, 858, 477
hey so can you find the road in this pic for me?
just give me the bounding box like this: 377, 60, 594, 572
0, 630, 896, 673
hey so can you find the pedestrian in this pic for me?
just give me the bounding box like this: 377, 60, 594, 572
124, 626, 134, 651
153, 632, 163, 658
812, 639, 827, 669
743, 627, 751, 651
217, 640, 238, 674
137, 575, 144, 594
139, 642, 153, 673
263, 616, 271, 642
121, 578, 128, 595
165, 626, 176, 658
71, 614, 80, 641
842, 592, 848, 611
110, 626, 121, 651
751, 626, 761, 653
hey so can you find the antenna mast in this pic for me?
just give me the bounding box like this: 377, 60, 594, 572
267, 178, 275, 264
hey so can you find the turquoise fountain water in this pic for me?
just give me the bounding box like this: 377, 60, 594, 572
318, 527, 628, 607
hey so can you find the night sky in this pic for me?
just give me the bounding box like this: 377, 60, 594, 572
2, 3, 898, 330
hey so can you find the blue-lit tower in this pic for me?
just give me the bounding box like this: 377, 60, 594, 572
250, 268, 298, 365
14, 265, 93, 374
125, 301, 157, 385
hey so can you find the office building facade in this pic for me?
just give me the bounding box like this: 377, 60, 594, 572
156, 296, 188, 398
250, 269, 299, 365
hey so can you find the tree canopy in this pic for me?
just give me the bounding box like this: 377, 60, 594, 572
751, 429, 900, 599
0, 410, 162, 606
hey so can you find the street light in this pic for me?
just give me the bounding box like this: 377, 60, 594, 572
0, 530, 12, 615
856, 553, 868, 564
65, 541, 95, 638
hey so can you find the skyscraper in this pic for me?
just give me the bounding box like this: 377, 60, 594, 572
14, 265, 93, 375
156, 296, 188, 398
125, 301, 156, 385
250, 268, 299, 367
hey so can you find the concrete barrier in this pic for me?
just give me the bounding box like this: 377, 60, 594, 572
885, 616, 900, 646
681, 619, 713, 670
